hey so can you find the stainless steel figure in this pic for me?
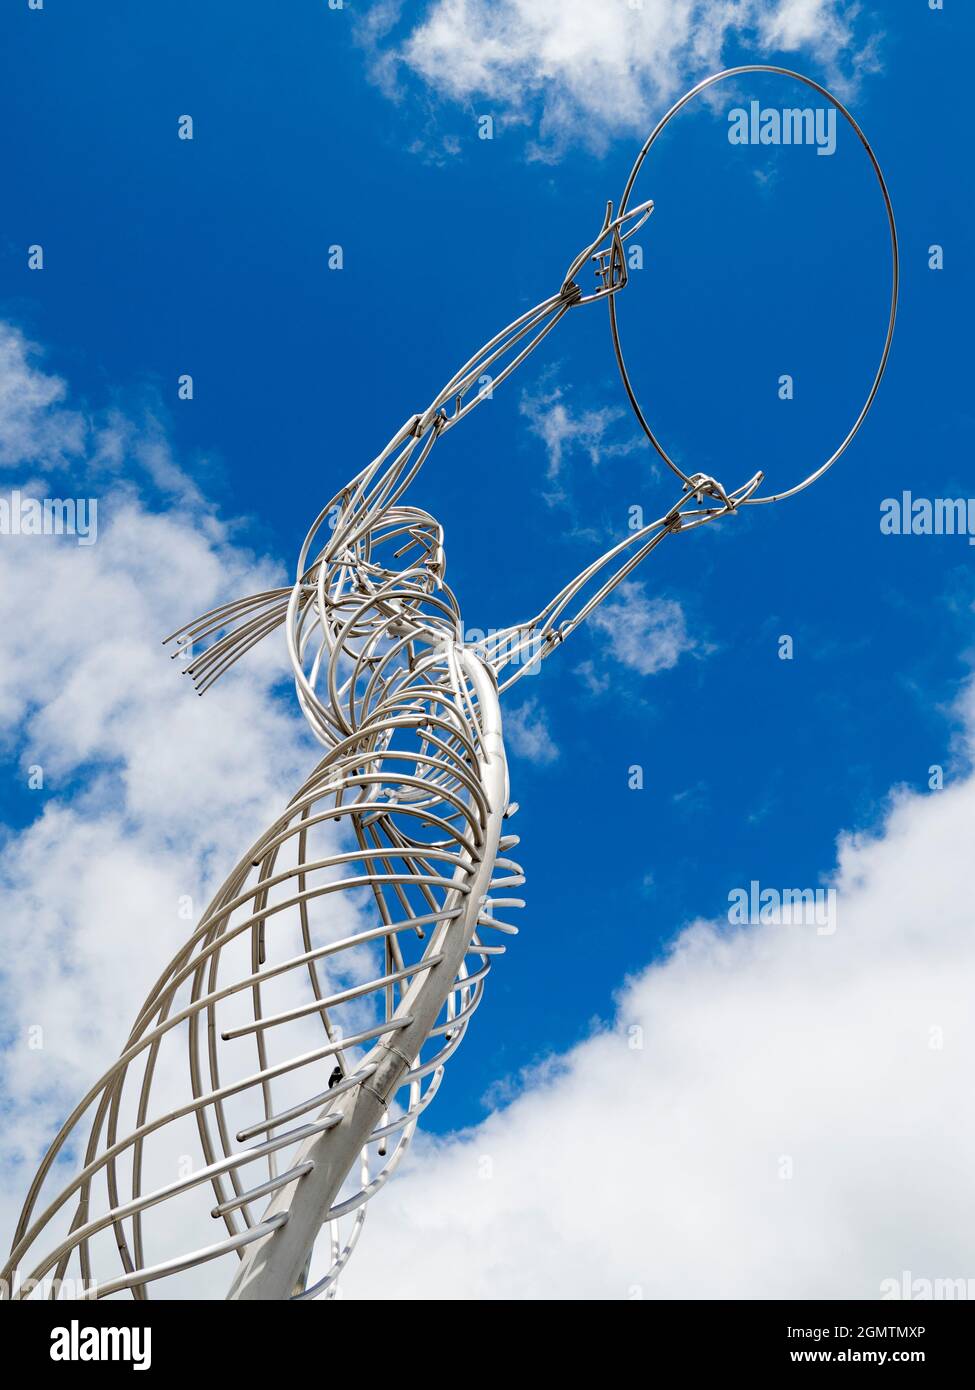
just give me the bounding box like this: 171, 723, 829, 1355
4, 67, 897, 1302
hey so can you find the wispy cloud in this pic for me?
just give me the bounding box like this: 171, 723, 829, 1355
519, 381, 647, 506
0, 322, 317, 1222
0, 326, 85, 470
589, 580, 695, 676
0, 323, 205, 506
504, 697, 560, 765
362, 0, 880, 161
573, 659, 610, 697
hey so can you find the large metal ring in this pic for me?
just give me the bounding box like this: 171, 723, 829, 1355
609, 64, 899, 505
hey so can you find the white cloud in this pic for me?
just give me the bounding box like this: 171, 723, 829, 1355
371, 0, 876, 159
520, 385, 642, 490
337, 692, 975, 1298
760, 0, 849, 50
504, 697, 559, 765
0, 323, 204, 506
573, 658, 610, 697
590, 579, 695, 675
5, 318, 973, 1305
0, 324, 320, 1244
0, 325, 85, 469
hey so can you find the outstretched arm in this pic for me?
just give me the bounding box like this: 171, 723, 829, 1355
164, 197, 655, 693
476, 468, 764, 693
302, 193, 658, 570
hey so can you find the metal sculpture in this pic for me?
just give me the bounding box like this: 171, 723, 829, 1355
4, 67, 897, 1301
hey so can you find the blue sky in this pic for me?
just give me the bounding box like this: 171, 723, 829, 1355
2, 0, 971, 1121
1, 2, 974, 1297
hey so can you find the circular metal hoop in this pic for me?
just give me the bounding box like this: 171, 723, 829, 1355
609, 64, 899, 505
